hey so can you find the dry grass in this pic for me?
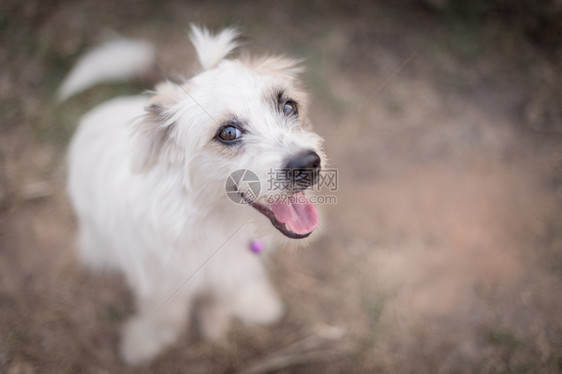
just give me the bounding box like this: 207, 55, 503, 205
1, 1, 561, 373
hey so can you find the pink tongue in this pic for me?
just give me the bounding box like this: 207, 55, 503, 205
270, 192, 319, 235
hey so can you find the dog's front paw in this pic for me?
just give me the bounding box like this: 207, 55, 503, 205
199, 302, 231, 344
120, 316, 175, 366
234, 283, 284, 326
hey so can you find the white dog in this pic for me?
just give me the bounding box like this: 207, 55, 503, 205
64, 26, 325, 365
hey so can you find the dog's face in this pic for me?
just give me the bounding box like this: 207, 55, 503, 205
133, 27, 325, 239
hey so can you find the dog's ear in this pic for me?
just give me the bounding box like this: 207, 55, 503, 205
131, 81, 185, 173
189, 25, 240, 70
246, 55, 304, 82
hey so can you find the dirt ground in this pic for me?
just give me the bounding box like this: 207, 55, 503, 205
1, 1, 562, 373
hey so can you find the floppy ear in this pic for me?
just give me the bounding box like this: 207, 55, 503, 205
131, 81, 185, 172
189, 25, 240, 70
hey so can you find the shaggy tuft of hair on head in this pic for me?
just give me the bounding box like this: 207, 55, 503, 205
189, 25, 240, 70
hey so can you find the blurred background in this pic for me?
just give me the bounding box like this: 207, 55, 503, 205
1, 1, 561, 373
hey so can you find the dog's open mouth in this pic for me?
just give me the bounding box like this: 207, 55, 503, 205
245, 191, 318, 239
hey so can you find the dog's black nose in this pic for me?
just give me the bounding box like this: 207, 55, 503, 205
285, 150, 321, 190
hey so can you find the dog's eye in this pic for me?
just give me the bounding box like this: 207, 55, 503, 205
282, 100, 298, 117
217, 125, 242, 144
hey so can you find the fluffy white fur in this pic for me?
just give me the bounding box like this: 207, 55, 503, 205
57, 37, 154, 101
189, 25, 240, 70
66, 25, 325, 365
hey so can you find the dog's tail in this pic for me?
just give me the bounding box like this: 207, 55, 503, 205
57, 37, 154, 102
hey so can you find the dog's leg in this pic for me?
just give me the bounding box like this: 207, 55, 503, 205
120, 289, 191, 366
197, 294, 232, 343
198, 277, 283, 343
230, 269, 284, 326
198, 258, 283, 342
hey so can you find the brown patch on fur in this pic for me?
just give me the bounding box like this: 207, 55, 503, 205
240, 55, 313, 129
146, 81, 186, 107
131, 81, 185, 172
252, 78, 310, 132
242, 54, 304, 82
